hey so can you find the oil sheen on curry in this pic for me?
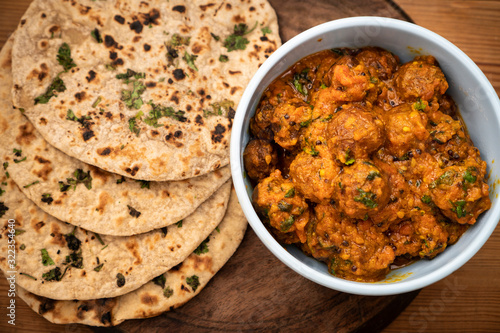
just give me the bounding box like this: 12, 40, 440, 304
244, 47, 492, 282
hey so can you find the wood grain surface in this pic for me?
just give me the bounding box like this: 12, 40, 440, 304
0, 0, 499, 332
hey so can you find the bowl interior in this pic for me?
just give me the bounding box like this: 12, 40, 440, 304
231, 17, 500, 295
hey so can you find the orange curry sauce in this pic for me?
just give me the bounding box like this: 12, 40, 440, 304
244, 47, 491, 282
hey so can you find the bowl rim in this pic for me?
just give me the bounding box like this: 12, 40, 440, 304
230, 16, 500, 296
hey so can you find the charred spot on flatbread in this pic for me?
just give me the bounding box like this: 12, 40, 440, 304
173, 69, 185, 80
172, 5, 186, 13
114, 15, 125, 24
211, 124, 226, 143
129, 21, 143, 34
86, 70, 96, 83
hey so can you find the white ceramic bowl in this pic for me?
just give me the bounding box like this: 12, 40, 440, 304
230, 17, 500, 296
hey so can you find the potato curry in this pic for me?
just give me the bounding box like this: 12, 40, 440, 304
244, 47, 491, 282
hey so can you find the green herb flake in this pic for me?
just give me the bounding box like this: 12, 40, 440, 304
421, 195, 433, 205
183, 52, 198, 71
261, 27, 272, 36
320, 83, 327, 89
2, 162, 8, 170
57, 43, 77, 71
219, 55, 229, 62
92, 96, 102, 108
170, 33, 191, 47
210, 32, 220, 41
153, 274, 166, 289
176, 220, 183, 228
41, 193, 53, 205
137, 180, 150, 189
354, 189, 378, 208
366, 171, 380, 181
95, 233, 105, 246
91, 28, 103, 43
14, 229, 25, 236
463, 168, 477, 184
42, 267, 66, 281
215, 226, 220, 233
194, 237, 210, 255
280, 216, 295, 232
413, 98, 426, 111
20, 244, 26, 251
35, 76, 66, 104
41, 249, 55, 266
64, 169, 93, 190
116, 177, 126, 184
203, 99, 234, 118
223, 22, 257, 52
128, 117, 140, 136
23, 180, 40, 188
186, 275, 200, 291
450, 200, 467, 218
121, 80, 146, 109
163, 286, 174, 298
94, 263, 104, 272
20, 272, 36, 280
145, 102, 187, 126
278, 200, 292, 212
66, 109, 91, 128
284, 188, 295, 198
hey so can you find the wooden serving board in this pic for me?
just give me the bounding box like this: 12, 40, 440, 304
0, 1, 417, 332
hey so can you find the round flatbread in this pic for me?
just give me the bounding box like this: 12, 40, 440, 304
11, 0, 280, 181
17, 189, 247, 326
0, 172, 231, 300
0, 42, 231, 235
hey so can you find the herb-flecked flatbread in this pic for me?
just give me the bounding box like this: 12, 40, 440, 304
11, 0, 280, 181
0, 172, 231, 300
17, 189, 247, 326
0, 39, 231, 235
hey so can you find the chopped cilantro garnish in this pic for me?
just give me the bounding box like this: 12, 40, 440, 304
66, 109, 91, 128
292, 69, 310, 96
145, 102, 187, 125
224, 22, 257, 52
219, 55, 229, 62
354, 189, 378, 208
284, 188, 295, 198
23, 180, 40, 188
186, 275, 200, 291
210, 33, 220, 41
463, 168, 477, 184
450, 200, 467, 218
278, 200, 292, 212
183, 51, 198, 71
20, 272, 36, 280
41, 249, 55, 266
176, 220, 183, 228
34, 76, 66, 104
94, 263, 104, 272
92, 96, 102, 108
128, 117, 140, 136
121, 80, 146, 109
421, 195, 433, 205
41, 193, 53, 205
116, 177, 126, 184
261, 27, 272, 36
153, 274, 166, 288
14, 229, 25, 236
366, 171, 381, 180
344, 149, 355, 165
57, 43, 77, 71
91, 28, 103, 43
164, 286, 174, 298
413, 98, 426, 111
280, 216, 295, 232
194, 237, 210, 255
63, 169, 93, 190
137, 180, 150, 189
170, 33, 190, 47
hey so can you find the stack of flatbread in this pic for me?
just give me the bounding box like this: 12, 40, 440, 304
0, 0, 280, 326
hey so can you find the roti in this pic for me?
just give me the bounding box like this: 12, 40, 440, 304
0, 173, 231, 300
0, 46, 230, 235
11, 0, 280, 181
17, 189, 247, 326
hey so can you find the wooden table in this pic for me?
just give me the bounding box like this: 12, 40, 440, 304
1, 1, 499, 332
